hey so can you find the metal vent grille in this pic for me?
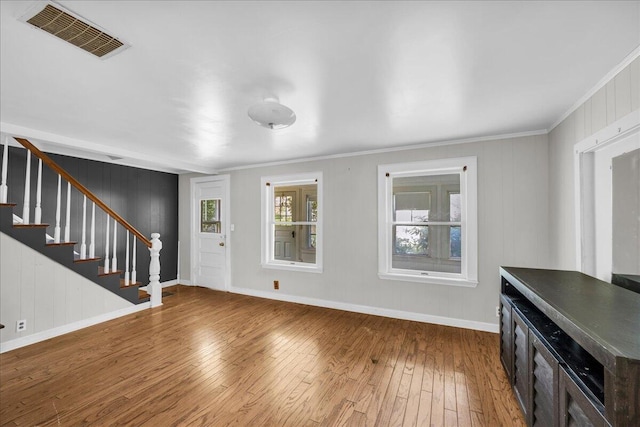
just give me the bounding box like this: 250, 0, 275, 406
23, 3, 127, 58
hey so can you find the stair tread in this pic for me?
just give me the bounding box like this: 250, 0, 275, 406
98, 266, 123, 276
0, 203, 17, 207
120, 278, 143, 288
47, 241, 77, 246
74, 257, 102, 263
14, 223, 49, 228
138, 289, 150, 300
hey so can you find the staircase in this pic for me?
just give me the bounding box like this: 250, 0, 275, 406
0, 136, 162, 307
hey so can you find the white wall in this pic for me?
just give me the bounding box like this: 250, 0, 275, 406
0, 233, 136, 351
549, 56, 640, 269
176, 134, 549, 330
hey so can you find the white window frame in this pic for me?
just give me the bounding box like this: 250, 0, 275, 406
261, 172, 323, 273
378, 157, 478, 287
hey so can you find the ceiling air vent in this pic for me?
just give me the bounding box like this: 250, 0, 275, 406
19, 2, 130, 59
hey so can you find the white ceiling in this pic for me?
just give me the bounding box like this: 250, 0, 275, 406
1, 1, 639, 174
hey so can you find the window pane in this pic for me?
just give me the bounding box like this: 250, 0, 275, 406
274, 193, 294, 222
450, 226, 461, 258
394, 191, 431, 222
273, 224, 316, 263
393, 175, 459, 222
394, 225, 428, 255
449, 193, 461, 222
201, 199, 220, 233
392, 224, 461, 273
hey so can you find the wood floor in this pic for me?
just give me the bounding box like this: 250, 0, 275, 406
0, 285, 525, 426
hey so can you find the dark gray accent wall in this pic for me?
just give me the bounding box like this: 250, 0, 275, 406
1, 146, 178, 284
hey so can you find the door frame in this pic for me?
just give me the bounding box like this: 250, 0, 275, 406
190, 175, 231, 291
573, 111, 639, 280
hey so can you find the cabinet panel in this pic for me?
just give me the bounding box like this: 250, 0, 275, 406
559, 368, 606, 427
500, 294, 513, 381
512, 310, 529, 418
529, 332, 559, 427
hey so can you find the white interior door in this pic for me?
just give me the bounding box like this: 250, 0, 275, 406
191, 176, 230, 291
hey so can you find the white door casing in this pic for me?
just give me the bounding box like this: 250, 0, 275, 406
191, 175, 230, 291
574, 112, 640, 281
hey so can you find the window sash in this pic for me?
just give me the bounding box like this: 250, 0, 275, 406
378, 157, 477, 287
262, 173, 323, 272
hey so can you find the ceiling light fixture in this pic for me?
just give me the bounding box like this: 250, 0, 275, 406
247, 97, 296, 130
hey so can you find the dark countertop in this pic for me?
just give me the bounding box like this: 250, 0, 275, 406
500, 267, 640, 371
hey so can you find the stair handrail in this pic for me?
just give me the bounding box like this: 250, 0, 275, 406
13, 137, 152, 248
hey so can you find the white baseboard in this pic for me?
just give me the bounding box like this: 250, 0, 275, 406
0, 302, 151, 354
161, 279, 180, 288
229, 286, 498, 333
139, 279, 182, 292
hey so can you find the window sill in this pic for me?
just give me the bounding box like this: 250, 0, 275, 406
378, 272, 478, 287
262, 262, 323, 274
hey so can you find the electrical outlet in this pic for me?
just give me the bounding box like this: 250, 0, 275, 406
495, 306, 500, 318
274, 280, 279, 290
16, 319, 26, 332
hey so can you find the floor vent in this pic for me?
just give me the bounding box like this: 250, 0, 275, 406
20, 2, 129, 59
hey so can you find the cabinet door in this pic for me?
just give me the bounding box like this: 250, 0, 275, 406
529, 332, 559, 427
512, 309, 529, 419
559, 368, 606, 427
499, 294, 513, 381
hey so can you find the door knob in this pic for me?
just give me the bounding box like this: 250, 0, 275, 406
219, 242, 225, 246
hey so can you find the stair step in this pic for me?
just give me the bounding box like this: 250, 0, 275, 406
138, 289, 150, 300
0, 203, 17, 207
47, 241, 77, 247
98, 266, 123, 276
14, 223, 49, 228
74, 257, 102, 264
120, 278, 142, 288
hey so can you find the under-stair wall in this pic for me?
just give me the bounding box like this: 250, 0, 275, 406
0, 145, 179, 283
0, 232, 142, 352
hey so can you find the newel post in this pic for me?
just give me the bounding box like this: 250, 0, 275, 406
149, 233, 163, 307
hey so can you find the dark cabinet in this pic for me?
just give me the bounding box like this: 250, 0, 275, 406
499, 294, 512, 379
512, 310, 529, 419
500, 267, 640, 426
559, 368, 606, 427
529, 332, 559, 427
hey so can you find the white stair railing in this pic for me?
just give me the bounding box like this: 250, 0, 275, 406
22, 150, 31, 224
80, 195, 87, 259
54, 175, 61, 243
34, 159, 42, 224
2, 136, 163, 307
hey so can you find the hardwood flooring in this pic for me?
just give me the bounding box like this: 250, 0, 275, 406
0, 285, 525, 426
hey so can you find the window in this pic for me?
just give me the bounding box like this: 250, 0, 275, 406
262, 172, 323, 272
200, 199, 221, 233
378, 157, 477, 286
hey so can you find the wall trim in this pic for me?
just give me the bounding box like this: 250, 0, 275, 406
229, 285, 498, 333
218, 129, 547, 172
549, 46, 640, 133
0, 302, 151, 354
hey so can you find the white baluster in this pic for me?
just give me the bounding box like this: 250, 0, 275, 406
1, 136, 9, 204
111, 218, 117, 272
124, 230, 130, 286
64, 182, 71, 242
80, 195, 87, 259
34, 159, 42, 224
131, 238, 137, 284
149, 233, 163, 307
22, 150, 31, 224
89, 202, 95, 258
54, 175, 61, 243
104, 216, 110, 272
